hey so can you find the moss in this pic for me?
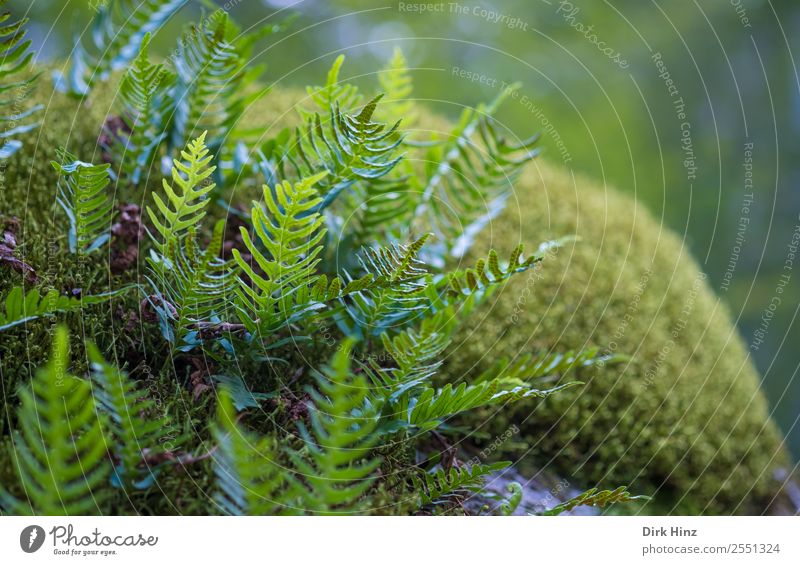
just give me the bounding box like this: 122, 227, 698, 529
442, 163, 790, 514
1, 72, 789, 514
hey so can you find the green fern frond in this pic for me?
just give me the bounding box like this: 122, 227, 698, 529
403, 348, 607, 432
303, 54, 362, 118
53, 151, 113, 254
377, 47, 415, 129
106, 32, 174, 186
447, 239, 568, 299
87, 342, 173, 490
542, 486, 648, 515
291, 340, 380, 514
146, 132, 216, 258
416, 85, 540, 257
0, 286, 131, 332
0, 0, 42, 158
54, 0, 187, 96
413, 461, 509, 507
340, 234, 431, 336
171, 11, 265, 153
232, 172, 329, 335
213, 389, 287, 515
286, 96, 403, 213
0, 327, 109, 515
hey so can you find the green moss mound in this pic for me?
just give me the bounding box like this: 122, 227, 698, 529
1, 73, 789, 514
443, 162, 790, 514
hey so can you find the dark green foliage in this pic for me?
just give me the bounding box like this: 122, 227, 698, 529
1, 328, 109, 515
414, 461, 510, 506
0, 286, 130, 331
53, 151, 113, 254
88, 342, 173, 490
0, 0, 41, 158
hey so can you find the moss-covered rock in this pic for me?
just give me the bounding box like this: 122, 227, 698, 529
442, 162, 790, 514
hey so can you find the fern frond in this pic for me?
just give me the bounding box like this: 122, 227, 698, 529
416, 85, 540, 258
291, 340, 380, 514
542, 486, 648, 515
413, 461, 509, 506
53, 151, 112, 254
377, 47, 415, 128
87, 341, 173, 490
285, 96, 403, 213
0, 327, 109, 515
213, 389, 287, 515
0, 286, 131, 332
171, 11, 265, 153
146, 132, 216, 258
403, 348, 608, 431
447, 239, 568, 299
0, 1, 42, 158
106, 32, 174, 186
232, 172, 328, 335
54, 0, 187, 96
340, 234, 431, 336
303, 54, 362, 118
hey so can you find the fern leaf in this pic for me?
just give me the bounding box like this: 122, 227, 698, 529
303, 54, 362, 118
542, 486, 648, 515
402, 348, 608, 432
413, 461, 510, 506
0, 286, 131, 332
339, 234, 431, 336
213, 389, 286, 515
87, 341, 173, 490
146, 132, 216, 258
285, 96, 403, 213
105, 32, 174, 186
447, 239, 568, 299
377, 47, 415, 128
0, 1, 42, 158
291, 340, 380, 514
0, 327, 109, 515
171, 11, 265, 153
53, 150, 113, 254
416, 85, 540, 258
54, 0, 187, 96
232, 172, 328, 335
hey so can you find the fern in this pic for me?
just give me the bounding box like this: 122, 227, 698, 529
291, 341, 380, 514
54, 0, 187, 96
0, 0, 42, 158
285, 96, 403, 213
0, 327, 109, 515
0, 286, 130, 332
377, 47, 415, 129
171, 11, 265, 154
232, 172, 329, 335
212, 389, 286, 515
340, 233, 431, 336
416, 85, 540, 258
303, 54, 362, 118
53, 151, 113, 254
105, 33, 174, 186
413, 461, 509, 506
542, 486, 648, 515
447, 239, 568, 299
146, 133, 233, 348
87, 341, 173, 490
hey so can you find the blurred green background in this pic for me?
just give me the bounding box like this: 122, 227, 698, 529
11, 0, 800, 456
